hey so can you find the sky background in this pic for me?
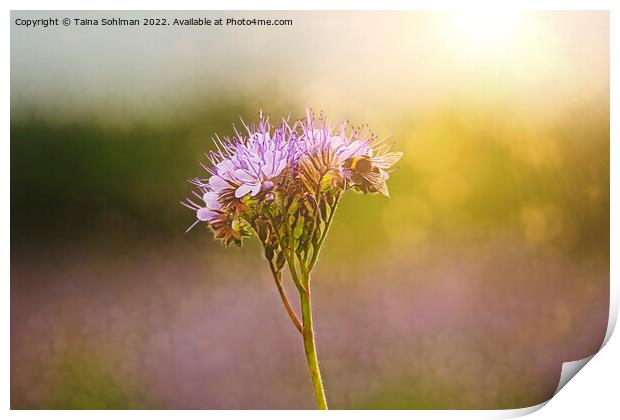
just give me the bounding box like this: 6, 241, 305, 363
12, 11, 608, 124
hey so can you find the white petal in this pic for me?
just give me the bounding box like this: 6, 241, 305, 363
250, 184, 262, 196
330, 136, 344, 148
339, 140, 369, 161
262, 163, 275, 178
208, 175, 230, 192
233, 169, 257, 183
203, 191, 218, 202
262, 150, 275, 175
216, 159, 236, 174
196, 208, 217, 221
235, 183, 255, 198
203, 192, 221, 210
273, 158, 287, 177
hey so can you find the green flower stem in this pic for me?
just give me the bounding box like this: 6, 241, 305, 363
271, 268, 303, 334
299, 275, 328, 410
267, 218, 306, 295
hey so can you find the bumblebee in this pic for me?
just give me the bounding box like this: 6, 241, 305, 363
344, 155, 390, 196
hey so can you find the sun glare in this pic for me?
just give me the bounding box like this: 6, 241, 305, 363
451, 9, 520, 46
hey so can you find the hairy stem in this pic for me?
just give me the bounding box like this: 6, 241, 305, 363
299, 274, 328, 410
267, 217, 306, 294
270, 267, 303, 334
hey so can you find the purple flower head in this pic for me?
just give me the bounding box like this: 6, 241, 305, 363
183, 110, 402, 245
206, 114, 295, 199
296, 111, 380, 170
295, 110, 402, 195
182, 112, 299, 243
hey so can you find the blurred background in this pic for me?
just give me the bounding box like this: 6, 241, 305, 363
11, 10, 609, 409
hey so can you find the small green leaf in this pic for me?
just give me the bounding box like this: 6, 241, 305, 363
319, 198, 329, 220
287, 196, 299, 215
276, 251, 286, 271
293, 215, 304, 239
264, 245, 274, 261
312, 225, 322, 244
255, 219, 269, 242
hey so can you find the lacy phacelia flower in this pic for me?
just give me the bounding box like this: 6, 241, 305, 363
182, 110, 402, 409
207, 116, 294, 199
183, 110, 402, 246
296, 111, 402, 197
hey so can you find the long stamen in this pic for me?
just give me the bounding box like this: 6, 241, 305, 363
185, 219, 200, 233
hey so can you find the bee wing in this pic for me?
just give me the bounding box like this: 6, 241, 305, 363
359, 171, 390, 197
373, 151, 403, 169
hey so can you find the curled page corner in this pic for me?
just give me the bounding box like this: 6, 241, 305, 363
495, 401, 548, 418
549, 301, 616, 399
498, 301, 617, 418
554, 355, 595, 396
602, 282, 618, 347
494, 355, 598, 418
553, 280, 618, 393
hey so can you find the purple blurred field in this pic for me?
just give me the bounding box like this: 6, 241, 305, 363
11, 234, 608, 409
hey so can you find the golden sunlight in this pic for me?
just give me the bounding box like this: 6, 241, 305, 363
450, 9, 520, 47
